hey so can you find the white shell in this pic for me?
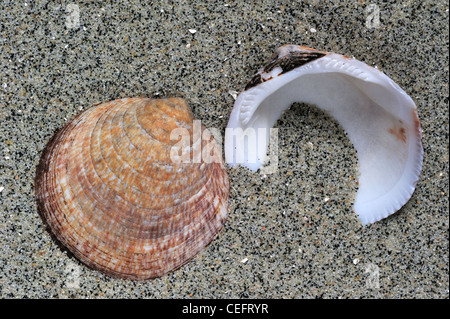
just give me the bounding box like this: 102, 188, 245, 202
225, 45, 423, 225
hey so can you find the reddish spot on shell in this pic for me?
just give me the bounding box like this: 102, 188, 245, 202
35, 98, 229, 280
412, 109, 422, 134
388, 125, 407, 143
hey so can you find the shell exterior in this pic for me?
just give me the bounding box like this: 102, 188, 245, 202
225, 45, 423, 225
35, 97, 229, 280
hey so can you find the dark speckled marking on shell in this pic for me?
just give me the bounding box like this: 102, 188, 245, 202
35, 97, 229, 280
244, 48, 326, 90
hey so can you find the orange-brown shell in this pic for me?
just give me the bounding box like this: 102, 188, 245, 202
35, 97, 229, 280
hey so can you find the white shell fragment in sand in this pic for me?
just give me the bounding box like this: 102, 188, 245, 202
225, 45, 423, 225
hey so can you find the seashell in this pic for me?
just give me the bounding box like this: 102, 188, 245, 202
225, 45, 423, 225
35, 97, 229, 280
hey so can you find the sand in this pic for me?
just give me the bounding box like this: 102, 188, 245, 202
0, 0, 448, 298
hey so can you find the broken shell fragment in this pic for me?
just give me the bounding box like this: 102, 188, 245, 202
35, 97, 229, 279
225, 45, 423, 225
